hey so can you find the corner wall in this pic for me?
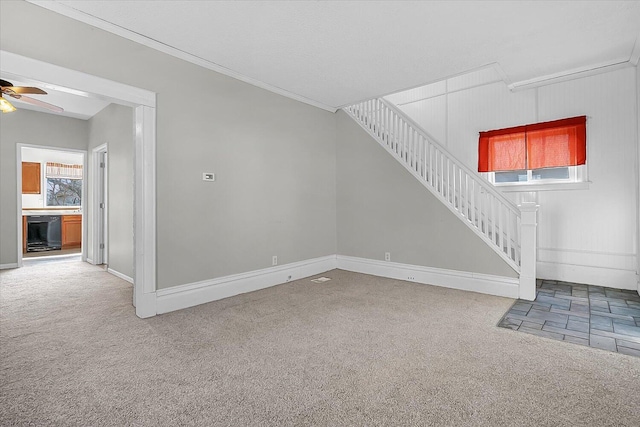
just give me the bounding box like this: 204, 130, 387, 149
87, 104, 135, 279
335, 110, 517, 279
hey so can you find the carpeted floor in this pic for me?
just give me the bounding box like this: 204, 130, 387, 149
1, 259, 639, 426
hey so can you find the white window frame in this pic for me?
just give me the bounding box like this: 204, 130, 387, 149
484, 164, 589, 192
44, 176, 83, 208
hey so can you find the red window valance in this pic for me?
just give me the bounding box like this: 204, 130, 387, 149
478, 116, 586, 172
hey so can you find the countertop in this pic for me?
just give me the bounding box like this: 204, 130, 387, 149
22, 210, 82, 216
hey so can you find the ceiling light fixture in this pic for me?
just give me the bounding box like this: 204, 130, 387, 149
0, 96, 17, 113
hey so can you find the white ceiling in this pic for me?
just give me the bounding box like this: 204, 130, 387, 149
23, 1, 640, 113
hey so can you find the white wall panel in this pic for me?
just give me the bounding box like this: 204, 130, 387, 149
535, 69, 637, 288
447, 83, 536, 170
397, 95, 447, 146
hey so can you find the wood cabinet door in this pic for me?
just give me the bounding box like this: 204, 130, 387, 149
62, 216, 82, 248
22, 162, 41, 194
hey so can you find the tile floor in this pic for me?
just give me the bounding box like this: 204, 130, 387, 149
498, 280, 640, 357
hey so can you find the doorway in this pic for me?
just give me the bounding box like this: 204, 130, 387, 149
4, 50, 157, 318
19, 145, 87, 262
92, 145, 108, 266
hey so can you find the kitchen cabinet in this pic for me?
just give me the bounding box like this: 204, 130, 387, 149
62, 215, 82, 249
22, 214, 82, 253
22, 162, 41, 194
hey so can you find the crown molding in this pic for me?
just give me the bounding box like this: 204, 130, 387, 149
508, 59, 634, 91
28, 1, 338, 113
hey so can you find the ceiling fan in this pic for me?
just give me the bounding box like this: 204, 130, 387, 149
1, 79, 64, 114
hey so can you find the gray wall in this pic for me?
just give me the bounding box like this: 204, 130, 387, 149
87, 104, 134, 279
336, 110, 517, 278
1, 1, 337, 289
0, 109, 89, 266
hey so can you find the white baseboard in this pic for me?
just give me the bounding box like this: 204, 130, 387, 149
537, 261, 637, 290
156, 255, 337, 315
135, 292, 156, 319
336, 255, 520, 299
107, 268, 134, 284
0, 263, 18, 270
86, 258, 94, 265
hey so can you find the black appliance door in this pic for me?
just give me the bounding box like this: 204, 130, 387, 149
47, 216, 62, 249
26, 216, 62, 251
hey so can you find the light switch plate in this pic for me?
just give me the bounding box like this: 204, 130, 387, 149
202, 172, 215, 181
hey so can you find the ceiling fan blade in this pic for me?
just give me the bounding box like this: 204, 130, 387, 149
10, 94, 64, 113
3, 86, 48, 95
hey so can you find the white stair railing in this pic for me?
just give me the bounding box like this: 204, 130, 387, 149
344, 98, 524, 273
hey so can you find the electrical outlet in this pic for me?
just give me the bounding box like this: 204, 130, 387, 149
272, 255, 278, 266
385, 252, 391, 261
202, 172, 215, 181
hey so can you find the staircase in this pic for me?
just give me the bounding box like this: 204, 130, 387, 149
344, 98, 538, 300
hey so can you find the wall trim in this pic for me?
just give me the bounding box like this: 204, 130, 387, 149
107, 268, 134, 284
538, 261, 637, 291
0, 263, 19, 270
156, 255, 337, 315
498, 181, 590, 192
336, 255, 520, 299
538, 247, 636, 258
150, 254, 524, 315
538, 247, 637, 290
508, 59, 634, 91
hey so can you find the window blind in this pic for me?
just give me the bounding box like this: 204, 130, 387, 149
478, 116, 586, 172
46, 162, 83, 179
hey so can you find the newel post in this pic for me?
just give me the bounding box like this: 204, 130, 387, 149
519, 202, 539, 301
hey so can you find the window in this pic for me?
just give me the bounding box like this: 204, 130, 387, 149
45, 162, 83, 206
478, 116, 587, 187
47, 178, 82, 206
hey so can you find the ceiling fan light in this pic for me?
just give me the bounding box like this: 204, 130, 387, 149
0, 96, 17, 113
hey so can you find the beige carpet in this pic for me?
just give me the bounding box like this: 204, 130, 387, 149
1, 259, 639, 426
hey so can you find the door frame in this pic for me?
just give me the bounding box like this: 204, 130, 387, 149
91, 144, 108, 266
17, 144, 88, 262
2, 50, 158, 318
